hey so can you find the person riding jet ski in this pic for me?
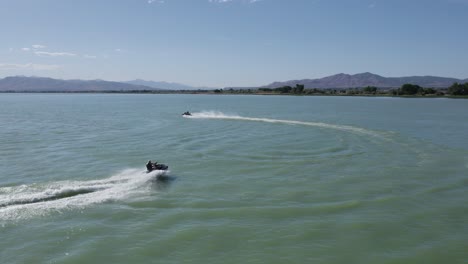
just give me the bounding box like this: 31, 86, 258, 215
146, 160, 169, 172
146, 160, 154, 172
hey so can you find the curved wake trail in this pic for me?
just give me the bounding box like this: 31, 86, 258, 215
0, 169, 167, 222
185, 111, 385, 138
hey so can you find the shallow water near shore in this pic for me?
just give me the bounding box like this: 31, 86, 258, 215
1, 94, 467, 263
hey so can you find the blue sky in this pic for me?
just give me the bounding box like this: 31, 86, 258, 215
1, 0, 467, 87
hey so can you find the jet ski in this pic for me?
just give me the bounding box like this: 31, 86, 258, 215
182, 111, 192, 116
152, 163, 168, 171
146, 161, 169, 172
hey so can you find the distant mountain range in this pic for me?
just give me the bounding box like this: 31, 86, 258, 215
0, 76, 214, 92
125, 79, 213, 90
264, 72, 468, 89
1, 73, 467, 92
0, 76, 159, 92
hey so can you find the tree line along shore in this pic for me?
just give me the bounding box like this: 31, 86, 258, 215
237, 82, 468, 97
2, 82, 468, 97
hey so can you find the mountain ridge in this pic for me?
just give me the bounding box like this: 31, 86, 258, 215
125, 79, 193, 90
0, 76, 160, 92
264, 72, 465, 89
1, 73, 466, 92
125, 79, 215, 90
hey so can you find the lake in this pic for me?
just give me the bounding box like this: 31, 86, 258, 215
1, 94, 467, 263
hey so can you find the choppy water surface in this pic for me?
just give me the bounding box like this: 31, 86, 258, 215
0, 94, 467, 263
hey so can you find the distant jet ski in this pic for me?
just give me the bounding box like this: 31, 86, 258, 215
146, 160, 169, 173
182, 111, 192, 116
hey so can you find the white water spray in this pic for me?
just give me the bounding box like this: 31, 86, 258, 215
0, 169, 167, 222
184, 111, 383, 137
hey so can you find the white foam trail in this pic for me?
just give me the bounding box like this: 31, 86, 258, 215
186, 111, 382, 137
0, 169, 167, 222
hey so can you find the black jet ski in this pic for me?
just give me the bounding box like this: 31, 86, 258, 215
146, 161, 169, 172
182, 111, 192, 116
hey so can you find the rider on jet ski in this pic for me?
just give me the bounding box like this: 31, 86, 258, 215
146, 160, 157, 172
146, 160, 168, 172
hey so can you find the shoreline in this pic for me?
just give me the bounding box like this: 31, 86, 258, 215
1, 90, 467, 99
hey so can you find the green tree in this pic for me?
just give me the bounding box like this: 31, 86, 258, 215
275, 86, 292, 93
363, 86, 377, 94
448, 82, 468, 95
294, 84, 305, 94
259, 88, 273, 92
400, 84, 422, 95
424, 88, 437, 94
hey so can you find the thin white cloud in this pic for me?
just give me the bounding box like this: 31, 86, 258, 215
148, 0, 165, 3
32, 44, 46, 49
0, 63, 60, 71
17, 45, 96, 60
9, 48, 13, 52
115, 48, 123, 52
35, 51, 77, 57
369, 2, 376, 8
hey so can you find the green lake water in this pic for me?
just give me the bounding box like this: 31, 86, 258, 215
1, 94, 467, 263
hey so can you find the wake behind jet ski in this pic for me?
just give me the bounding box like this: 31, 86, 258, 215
182, 111, 192, 116
146, 160, 169, 172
